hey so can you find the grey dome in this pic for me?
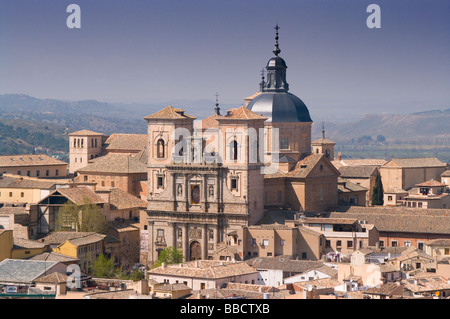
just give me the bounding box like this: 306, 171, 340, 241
267, 56, 287, 68
247, 92, 312, 123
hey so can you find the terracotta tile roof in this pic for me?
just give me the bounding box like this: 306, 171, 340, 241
402, 276, 450, 293
104, 134, 147, 152
39, 232, 98, 245
67, 233, 106, 247
76, 154, 147, 174
383, 157, 446, 168
329, 207, 450, 235
149, 260, 257, 279
363, 282, 403, 296
337, 178, 368, 193
0, 206, 29, 216
332, 159, 387, 169
69, 130, 105, 136
287, 154, 334, 178
302, 217, 358, 225
338, 165, 378, 178
144, 106, 196, 120
384, 187, 408, 194
106, 188, 147, 210
0, 154, 68, 168
415, 179, 447, 187
217, 106, 268, 121
13, 238, 47, 249
442, 170, 450, 177
28, 252, 80, 263
195, 113, 221, 129
48, 187, 108, 205
427, 239, 450, 246
35, 272, 69, 284
246, 255, 324, 273
0, 175, 58, 189
311, 138, 336, 145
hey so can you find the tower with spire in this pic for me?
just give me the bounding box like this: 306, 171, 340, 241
246, 25, 313, 162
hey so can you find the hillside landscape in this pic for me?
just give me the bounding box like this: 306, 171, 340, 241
0, 94, 449, 163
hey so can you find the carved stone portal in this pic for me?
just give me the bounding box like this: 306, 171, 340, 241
189, 227, 202, 240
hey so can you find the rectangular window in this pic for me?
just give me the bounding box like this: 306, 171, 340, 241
379, 240, 384, 247
391, 241, 398, 247
262, 239, 269, 246
46, 170, 49, 177
404, 241, 411, 247
251, 238, 256, 246
20, 192, 24, 198
336, 240, 342, 247
157, 176, 164, 188
388, 196, 393, 201
325, 240, 331, 248
301, 252, 307, 259
36, 170, 40, 177
418, 242, 424, 250
280, 240, 285, 246
157, 229, 164, 237
445, 248, 449, 255
347, 240, 353, 248
111, 181, 115, 187
27, 171, 30, 177
231, 178, 238, 190
84, 176, 88, 182
267, 252, 273, 257
101, 181, 105, 187
17, 171, 21, 175
55, 170, 59, 176
280, 137, 289, 150
9, 192, 12, 197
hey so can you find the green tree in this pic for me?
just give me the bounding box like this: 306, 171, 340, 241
91, 253, 117, 278
79, 198, 109, 234
131, 269, 146, 282
152, 246, 184, 268
55, 197, 109, 234
372, 173, 384, 206
56, 200, 80, 231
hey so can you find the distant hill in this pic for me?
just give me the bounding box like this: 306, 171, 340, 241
312, 109, 450, 143
0, 118, 69, 156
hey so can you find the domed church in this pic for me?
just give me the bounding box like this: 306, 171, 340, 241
247, 24, 313, 162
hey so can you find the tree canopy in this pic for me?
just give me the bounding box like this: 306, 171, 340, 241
152, 246, 184, 268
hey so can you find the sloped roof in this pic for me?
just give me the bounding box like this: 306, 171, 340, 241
329, 207, 450, 235
337, 178, 368, 193
67, 233, 106, 247
149, 260, 257, 279
332, 159, 387, 169
46, 187, 107, 205
427, 239, 450, 247
415, 180, 446, 187
311, 138, 336, 145
76, 154, 147, 174
217, 106, 268, 121
104, 134, 147, 152
39, 232, 98, 245
13, 238, 47, 250
28, 252, 80, 263
34, 272, 69, 284
0, 259, 60, 283
442, 170, 450, 177
0, 206, 29, 216
246, 255, 323, 273
338, 165, 378, 178
363, 282, 403, 296
144, 106, 196, 120
383, 157, 446, 168
0, 154, 68, 168
69, 130, 105, 136
0, 175, 57, 189
107, 188, 147, 210
287, 154, 340, 179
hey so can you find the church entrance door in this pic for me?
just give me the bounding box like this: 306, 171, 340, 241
190, 241, 202, 260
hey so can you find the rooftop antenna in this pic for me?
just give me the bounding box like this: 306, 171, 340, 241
214, 92, 221, 115
273, 24, 281, 56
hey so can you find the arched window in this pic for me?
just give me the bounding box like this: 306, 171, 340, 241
73, 139, 76, 148
91, 139, 94, 147
157, 139, 165, 158
81, 139, 84, 148
95, 139, 98, 148
316, 148, 319, 154
325, 149, 330, 159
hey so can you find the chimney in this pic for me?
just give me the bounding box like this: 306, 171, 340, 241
337, 152, 342, 161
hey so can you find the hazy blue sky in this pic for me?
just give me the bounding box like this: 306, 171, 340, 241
0, 0, 449, 120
